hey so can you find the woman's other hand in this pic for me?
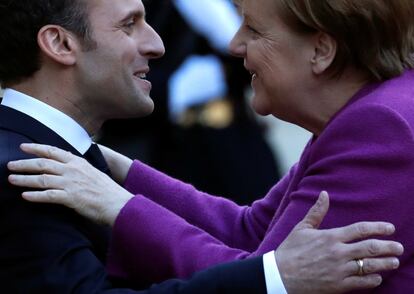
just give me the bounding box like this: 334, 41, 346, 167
276, 191, 403, 293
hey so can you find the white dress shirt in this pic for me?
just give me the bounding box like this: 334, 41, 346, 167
263, 251, 288, 294
1, 88, 91, 154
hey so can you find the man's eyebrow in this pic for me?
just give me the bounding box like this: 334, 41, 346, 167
119, 9, 145, 23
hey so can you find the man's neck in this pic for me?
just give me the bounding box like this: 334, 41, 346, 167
2, 88, 93, 154
10, 77, 102, 136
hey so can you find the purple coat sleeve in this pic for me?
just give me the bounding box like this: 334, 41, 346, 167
107, 162, 295, 283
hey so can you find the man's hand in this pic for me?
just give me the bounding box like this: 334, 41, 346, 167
276, 191, 403, 293
8, 143, 134, 226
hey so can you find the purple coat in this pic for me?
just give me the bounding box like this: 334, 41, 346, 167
107, 71, 414, 293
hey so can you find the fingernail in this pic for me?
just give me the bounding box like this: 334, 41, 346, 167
22, 192, 35, 200
320, 191, 328, 198
397, 243, 404, 254
386, 224, 395, 234
374, 276, 382, 286
20, 143, 33, 151
392, 258, 400, 269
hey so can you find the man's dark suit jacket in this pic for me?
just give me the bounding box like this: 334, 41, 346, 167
0, 104, 267, 293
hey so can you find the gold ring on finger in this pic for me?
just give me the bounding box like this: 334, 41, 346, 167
355, 259, 364, 276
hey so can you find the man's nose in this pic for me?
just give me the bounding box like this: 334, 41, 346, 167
141, 24, 165, 59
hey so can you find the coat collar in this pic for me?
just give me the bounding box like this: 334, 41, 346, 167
0, 104, 82, 157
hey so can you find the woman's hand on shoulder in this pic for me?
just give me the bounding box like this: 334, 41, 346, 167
7, 143, 134, 226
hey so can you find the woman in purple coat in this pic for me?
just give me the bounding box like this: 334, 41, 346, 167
7, 0, 414, 292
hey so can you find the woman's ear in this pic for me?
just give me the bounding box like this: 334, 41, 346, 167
37, 25, 79, 66
310, 32, 337, 75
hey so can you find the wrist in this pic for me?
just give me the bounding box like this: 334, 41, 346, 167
107, 191, 134, 226
274, 249, 294, 293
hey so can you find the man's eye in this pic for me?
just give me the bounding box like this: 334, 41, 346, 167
125, 20, 135, 28
124, 17, 138, 29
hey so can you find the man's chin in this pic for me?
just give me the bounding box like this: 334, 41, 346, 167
132, 99, 155, 118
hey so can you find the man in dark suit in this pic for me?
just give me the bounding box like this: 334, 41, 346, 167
0, 0, 403, 293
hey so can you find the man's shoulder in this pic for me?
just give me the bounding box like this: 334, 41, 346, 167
0, 129, 39, 204
0, 128, 35, 164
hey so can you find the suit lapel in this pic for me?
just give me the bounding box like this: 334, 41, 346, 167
0, 105, 82, 156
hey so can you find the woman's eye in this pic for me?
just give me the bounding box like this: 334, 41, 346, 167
246, 24, 259, 34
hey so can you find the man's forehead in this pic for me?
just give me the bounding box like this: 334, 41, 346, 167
88, 0, 145, 18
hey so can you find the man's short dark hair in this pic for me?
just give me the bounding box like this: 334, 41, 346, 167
0, 0, 94, 87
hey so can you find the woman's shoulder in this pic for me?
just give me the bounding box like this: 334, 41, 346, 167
351, 70, 414, 116
324, 70, 414, 134
312, 72, 414, 160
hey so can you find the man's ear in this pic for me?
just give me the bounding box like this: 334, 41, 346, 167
310, 32, 337, 75
37, 25, 79, 66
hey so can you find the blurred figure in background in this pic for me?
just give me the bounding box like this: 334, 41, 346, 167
99, 0, 281, 204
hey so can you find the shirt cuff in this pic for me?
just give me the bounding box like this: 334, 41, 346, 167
263, 251, 287, 294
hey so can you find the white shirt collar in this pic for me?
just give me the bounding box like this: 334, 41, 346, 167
1, 88, 92, 154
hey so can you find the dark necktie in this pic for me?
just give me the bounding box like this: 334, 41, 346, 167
81, 143, 112, 258
83, 143, 111, 176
